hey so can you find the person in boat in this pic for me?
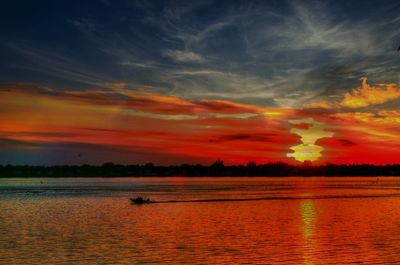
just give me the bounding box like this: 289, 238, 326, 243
131, 196, 153, 204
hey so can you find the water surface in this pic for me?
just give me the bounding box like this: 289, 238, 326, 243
1, 177, 400, 264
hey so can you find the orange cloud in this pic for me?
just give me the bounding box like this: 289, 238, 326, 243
1, 84, 292, 118
339, 77, 400, 108
378, 110, 400, 119
303, 101, 333, 109
195, 99, 262, 114
331, 112, 376, 123
0, 84, 299, 165
4, 79, 400, 165
331, 111, 400, 125
321, 130, 400, 165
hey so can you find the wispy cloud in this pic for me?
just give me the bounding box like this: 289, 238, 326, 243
68, 19, 97, 35
3, 1, 399, 109
162, 49, 205, 63
0, 83, 268, 117
100, 82, 128, 89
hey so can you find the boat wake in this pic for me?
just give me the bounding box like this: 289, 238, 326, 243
141, 193, 400, 204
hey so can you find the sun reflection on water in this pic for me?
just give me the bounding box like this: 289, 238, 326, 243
301, 199, 316, 265
301, 200, 315, 239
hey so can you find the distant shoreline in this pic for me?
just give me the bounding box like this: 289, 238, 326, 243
1, 162, 400, 177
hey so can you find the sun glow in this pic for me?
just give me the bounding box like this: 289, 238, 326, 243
287, 118, 334, 163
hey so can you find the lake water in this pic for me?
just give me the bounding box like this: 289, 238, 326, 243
1, 177, 400, 264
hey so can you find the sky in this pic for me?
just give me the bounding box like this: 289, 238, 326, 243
1, 0, 400, 165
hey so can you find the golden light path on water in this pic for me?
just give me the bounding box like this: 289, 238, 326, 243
287, 118, 334, 162
301, 199, 316, 265
301, 200, 316, 239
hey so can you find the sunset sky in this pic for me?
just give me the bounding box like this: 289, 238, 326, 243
1, 0, 400, 165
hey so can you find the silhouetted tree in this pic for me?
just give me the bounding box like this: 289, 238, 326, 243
1, 162, 400, 177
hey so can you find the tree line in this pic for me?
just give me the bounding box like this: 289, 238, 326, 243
1, 160, 400, 177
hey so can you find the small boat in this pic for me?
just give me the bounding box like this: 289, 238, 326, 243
130, 196, 154, 204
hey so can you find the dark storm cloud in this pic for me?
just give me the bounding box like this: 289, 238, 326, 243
209, 133, 276, 143
0, 138, 38, 149
0, 132, 81, 138
337, 139, 357, 146
1, 0, 400, 107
